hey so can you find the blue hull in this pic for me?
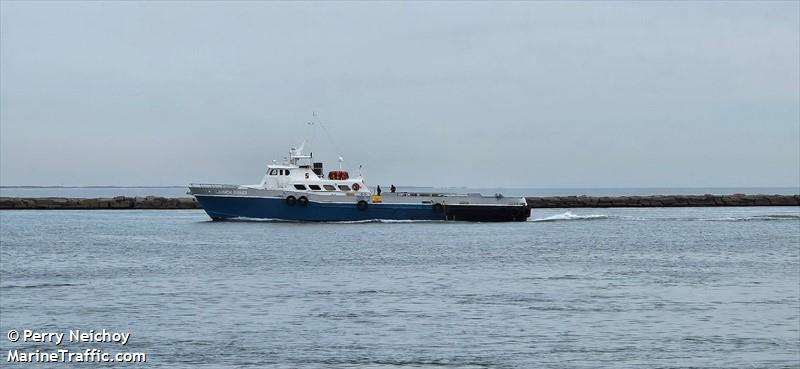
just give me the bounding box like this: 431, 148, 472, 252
195, 195, 444, 222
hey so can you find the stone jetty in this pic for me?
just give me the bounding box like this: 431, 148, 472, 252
524, 194, 799, 208
0, 194, 798, 210
0, 196, 198, 210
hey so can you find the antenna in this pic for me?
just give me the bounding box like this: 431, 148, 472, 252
312, 113, 343, 162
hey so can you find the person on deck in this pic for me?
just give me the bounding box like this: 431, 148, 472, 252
390, 184, 396, 193
377, 185, 382, 195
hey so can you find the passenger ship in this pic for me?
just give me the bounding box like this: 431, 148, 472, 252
189, 144, 530, 222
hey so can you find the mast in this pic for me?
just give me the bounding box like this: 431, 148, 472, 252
288, 141, 311, 166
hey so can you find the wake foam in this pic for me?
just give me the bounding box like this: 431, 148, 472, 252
530, 211, 609, 222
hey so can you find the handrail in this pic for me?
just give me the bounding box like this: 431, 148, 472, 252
188, 183, 240, 188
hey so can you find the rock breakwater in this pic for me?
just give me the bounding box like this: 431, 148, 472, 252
525, 194, 799, 208
0, 196, 198, 210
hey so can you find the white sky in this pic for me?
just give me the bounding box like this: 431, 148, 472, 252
1, 1, 798, 188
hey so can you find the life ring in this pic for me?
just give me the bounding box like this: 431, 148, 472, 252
356, 200, 368, 211
432, 203, 444, 212
285, 196, 296, 206
297, 196, 308, 206
352, 183, 361, 191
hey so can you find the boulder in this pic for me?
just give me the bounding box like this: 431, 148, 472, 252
178, 198, 199, 209
0, 198, 15, 209
78, 198, 98, 208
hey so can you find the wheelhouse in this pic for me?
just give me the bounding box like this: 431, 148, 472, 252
256, 144, 369, 196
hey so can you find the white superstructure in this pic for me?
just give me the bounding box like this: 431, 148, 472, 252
247, 143, 370, 196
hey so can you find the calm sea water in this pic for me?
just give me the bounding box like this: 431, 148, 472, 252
1, 207, 799, 368
1, 186, 799, 198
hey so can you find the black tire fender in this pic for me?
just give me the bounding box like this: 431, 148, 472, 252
356, 200, 368, 211
297, 196, 309, 206
285, 196, 297, 206
432, 203, 444, 212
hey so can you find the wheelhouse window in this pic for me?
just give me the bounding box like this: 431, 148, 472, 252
284, 170, 290, 176
308, 185, 322, 191
269, 169, 278, 175
323, 185, 336, 191
293, 184, 307, 190
337, 184, 351, 191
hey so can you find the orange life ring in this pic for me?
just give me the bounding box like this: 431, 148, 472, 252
352, 183, 361, 191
